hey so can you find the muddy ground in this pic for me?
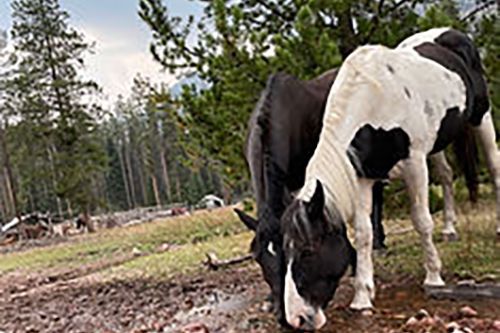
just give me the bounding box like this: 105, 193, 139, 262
1, 259, 499, 333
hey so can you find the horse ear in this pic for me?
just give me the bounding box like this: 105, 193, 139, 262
234, 208, 258, 231
306, 180, 325, 220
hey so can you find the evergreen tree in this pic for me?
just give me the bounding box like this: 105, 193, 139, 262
140, 0, 499, 190
8, 0, 106, 216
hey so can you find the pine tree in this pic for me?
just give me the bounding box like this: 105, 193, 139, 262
8, 0, 106, 217
140, 0, 499, 191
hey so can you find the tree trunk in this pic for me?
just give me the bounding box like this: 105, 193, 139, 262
174, 163, 183, 202
151, 174, 161, 208
0, 176, 5, 221
0, 124, 20, 218
136, 148, 149, 206
66, 199, 73, 218
124, 142, 137, 207
47, 146, 63, 218
117, 141, 132, 209
160, 150, 172, 203
0, 171, 11, 218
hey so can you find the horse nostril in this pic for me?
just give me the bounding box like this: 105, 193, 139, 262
298, 315, 306, 327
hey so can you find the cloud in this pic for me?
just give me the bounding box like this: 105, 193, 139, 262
78, 24, 177, 107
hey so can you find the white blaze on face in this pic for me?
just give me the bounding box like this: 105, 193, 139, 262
284, 260, 327, 330
267, 242, 276, 256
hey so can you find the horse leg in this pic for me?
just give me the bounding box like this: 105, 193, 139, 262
404, 153, 445, 286
371, 181, 387, 250
473, 112, 500, 236
430, 152, 458, 241
350, 178, 376, 310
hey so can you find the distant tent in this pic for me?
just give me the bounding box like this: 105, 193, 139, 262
198, 194, 224, 209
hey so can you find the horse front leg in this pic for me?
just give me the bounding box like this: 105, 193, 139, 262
430, 152, 458, 241
473, 112, 500, 237
350, 178, 376, 310
404, 153, 445, 287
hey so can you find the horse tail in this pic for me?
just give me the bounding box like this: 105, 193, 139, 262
452, 122, 479, 203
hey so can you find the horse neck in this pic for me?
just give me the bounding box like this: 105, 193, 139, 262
298, 128, 358, 223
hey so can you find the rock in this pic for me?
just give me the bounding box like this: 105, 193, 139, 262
446, 322, 464, 333
406, 317, 419, 326
132, 247, 142, 256
446, 321, 474, 333
459, 305, 478, 317
420, 316, 436, 326
415, 308, 430, 320
492, 320, 500, 331
361, 309, 374, 317
157, 243, 172, 252
180, 322, 209, 333
260, 301, 273, 313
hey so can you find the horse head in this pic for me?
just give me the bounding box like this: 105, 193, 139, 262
280, 180, 356, 330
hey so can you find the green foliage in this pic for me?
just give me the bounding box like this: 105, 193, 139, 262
140, 0, 499, 190
474, 11, 500, 128
3, 0, 106, 214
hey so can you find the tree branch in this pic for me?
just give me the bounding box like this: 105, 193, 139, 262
204, 252, 253, 270
460, 0, 496, 22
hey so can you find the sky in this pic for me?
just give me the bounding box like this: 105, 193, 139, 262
0, 0, 203, 105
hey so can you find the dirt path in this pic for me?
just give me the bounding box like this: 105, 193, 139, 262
1, 261, 499, 333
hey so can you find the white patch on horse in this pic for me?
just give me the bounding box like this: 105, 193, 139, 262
284, 260, 326, 330
397, 27, 451, 49
327, 45, 466, 159
267, 242, 276, 256
473, 111, 500, 235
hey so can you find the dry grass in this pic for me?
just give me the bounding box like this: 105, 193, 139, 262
0, 201, 498, 284
0, 207, 247, 275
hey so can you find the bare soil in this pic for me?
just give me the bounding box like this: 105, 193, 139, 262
1, 261, 499, 333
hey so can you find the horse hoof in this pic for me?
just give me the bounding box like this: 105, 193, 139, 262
424, 277, 445, 287
442, 233, 459, 242
350, 303, 374, 311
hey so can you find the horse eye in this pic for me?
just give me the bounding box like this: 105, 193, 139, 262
301, 248, 315, 258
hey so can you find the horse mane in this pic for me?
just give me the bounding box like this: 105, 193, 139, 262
245, 74, 276, 214
296, 47, 388, 224
247, 73, 298, 219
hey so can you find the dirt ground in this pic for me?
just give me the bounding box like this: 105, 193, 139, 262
1, 204, 499, 333
1, 259, 499, 333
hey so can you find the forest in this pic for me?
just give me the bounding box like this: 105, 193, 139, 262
0, 0, 498, 221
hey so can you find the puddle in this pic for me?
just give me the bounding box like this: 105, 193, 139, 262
165, 290, 251, 333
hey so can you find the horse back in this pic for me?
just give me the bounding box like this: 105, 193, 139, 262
398, 28, 489, 126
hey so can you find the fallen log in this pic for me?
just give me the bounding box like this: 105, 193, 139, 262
204, 252, 253, 270
425, 281, 500, 300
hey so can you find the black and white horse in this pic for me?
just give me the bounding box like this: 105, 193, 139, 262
234, 69, 355, 324
281, 28, 499, 330
235, 28, 480, 325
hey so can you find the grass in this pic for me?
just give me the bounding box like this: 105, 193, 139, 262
0, 200, 498, 285
109, 232, 253, 279
376, 201, 500, 281
0, 207, 248, 275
